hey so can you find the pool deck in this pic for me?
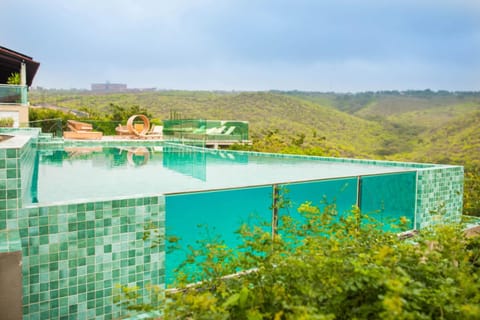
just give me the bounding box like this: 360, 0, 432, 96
0, 134, 31, 149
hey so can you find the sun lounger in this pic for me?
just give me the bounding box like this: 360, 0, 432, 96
64, 120, 103, 140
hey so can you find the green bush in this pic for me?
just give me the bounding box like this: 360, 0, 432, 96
0, 117, 14, 127
464, 164, 480, 217
6, 72, 20, 85
116, 202, 480, 319
28, 108, 70, 135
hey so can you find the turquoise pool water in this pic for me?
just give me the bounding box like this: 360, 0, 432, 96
27, 145, 418, 284
165, 172, 417, 283
28, 145, 414, 205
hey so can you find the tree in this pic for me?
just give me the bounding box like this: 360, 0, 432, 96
107, 103, 153, 122
7, 72, 20, 85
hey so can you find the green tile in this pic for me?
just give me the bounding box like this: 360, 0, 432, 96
68, 304, 78, 314
6, 158, 17, 168
68, 223, 77, 232
39, 235, 49, 245
6, 148, 18, 158
6, 169, 17, 178
6, 178, 19, 189
30, 293, 39, 303
51, 280, 59, 290
104, 244, 112, 253
59, 288, 68, 298
39, 226, 48, 235
6, 189, 17, 198
78, 230, 86, 239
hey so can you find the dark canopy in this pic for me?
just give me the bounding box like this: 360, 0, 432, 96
0, 46, 40, 86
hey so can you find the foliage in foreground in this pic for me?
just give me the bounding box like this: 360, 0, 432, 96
117, 203, 480, 319
0, 117, 14, 127
464, 164, 480, 217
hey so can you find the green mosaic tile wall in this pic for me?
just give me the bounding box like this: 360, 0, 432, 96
416, 166, 464, 229
0, 134, 166, 319
0, 142, 25, 253
19, 196, 165, 320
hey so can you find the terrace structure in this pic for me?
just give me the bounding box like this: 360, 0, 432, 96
0, 46, 40, 127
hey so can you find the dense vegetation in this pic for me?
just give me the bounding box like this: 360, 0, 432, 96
29, 89, 480, 216
117, 203, 480, 319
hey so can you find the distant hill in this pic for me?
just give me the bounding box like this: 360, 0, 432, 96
281, 90, 480, 163
390, 109, 480, 165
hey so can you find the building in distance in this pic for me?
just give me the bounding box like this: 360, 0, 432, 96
91, 82, 127, 92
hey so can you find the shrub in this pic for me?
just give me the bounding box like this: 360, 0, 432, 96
116, 202, 480, 319
0, 117, 14, 127
6, 72, 20, 85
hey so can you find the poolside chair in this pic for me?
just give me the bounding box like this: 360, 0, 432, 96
63, 120, 103, 140
205, 127, 218, 135
206, 126, 226, 135
115, 124, 130, 135
141, 125, 163, 139
223, 126, 236, 135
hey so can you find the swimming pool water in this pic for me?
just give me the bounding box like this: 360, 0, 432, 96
165, 172, 417, 283
25, 145, 418, 285
28, 145, 414, 205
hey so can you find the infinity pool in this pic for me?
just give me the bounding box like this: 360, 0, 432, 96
29, 144, 420, 285
3, 136, 463, 319
30, 145, 414, 205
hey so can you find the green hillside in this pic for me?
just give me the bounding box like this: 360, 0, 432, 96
391, 110, 480, 165
284, 91, 480, 162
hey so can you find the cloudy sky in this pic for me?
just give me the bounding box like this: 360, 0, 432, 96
1, 0, 479, 91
